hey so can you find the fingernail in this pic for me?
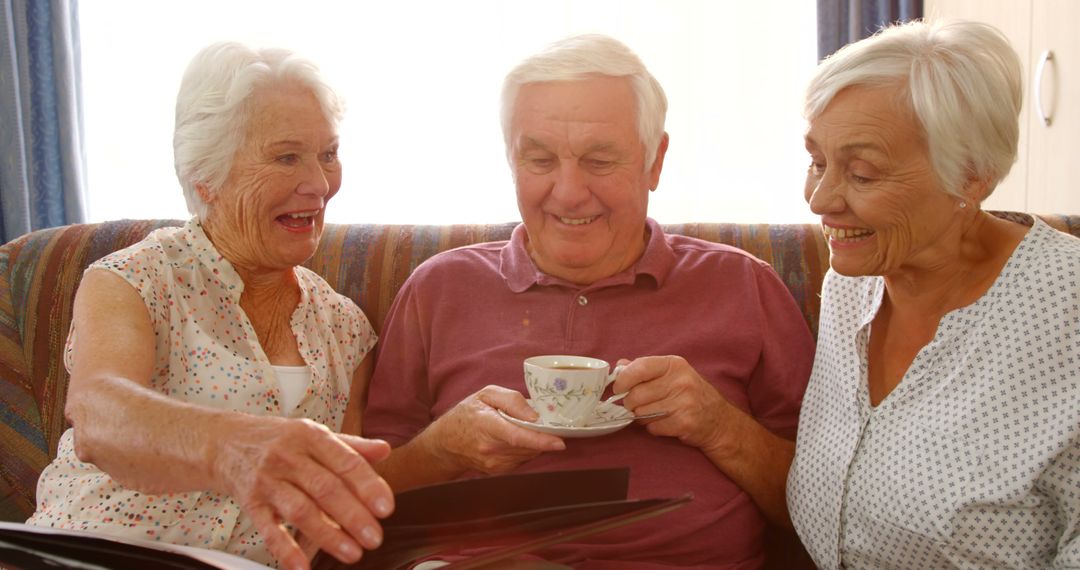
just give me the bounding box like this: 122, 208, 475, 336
339, 540, 360, 561
374, 497, 392, 517
550, 440, 566, 451
362, 525, 383, 548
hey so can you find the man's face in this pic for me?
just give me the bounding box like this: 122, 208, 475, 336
509, 76, 666, 285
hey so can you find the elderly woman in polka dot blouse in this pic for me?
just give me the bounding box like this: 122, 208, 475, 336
25, 43, 393, 570
787, 20, 1080, 569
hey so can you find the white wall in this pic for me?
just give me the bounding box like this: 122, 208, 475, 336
79, 0, 819, 224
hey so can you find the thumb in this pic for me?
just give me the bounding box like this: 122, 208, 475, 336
338, 434, 392, 463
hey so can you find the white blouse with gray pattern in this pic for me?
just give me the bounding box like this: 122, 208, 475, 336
788, 218, 1080, 569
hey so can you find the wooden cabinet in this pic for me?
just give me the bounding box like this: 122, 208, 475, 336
925, 0, 1079, 214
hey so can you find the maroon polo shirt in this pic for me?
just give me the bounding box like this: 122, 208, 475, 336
365, 218, 814, 569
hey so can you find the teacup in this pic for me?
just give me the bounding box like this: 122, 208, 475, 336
523, 355, 621, 427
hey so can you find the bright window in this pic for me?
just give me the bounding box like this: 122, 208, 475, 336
79, 1, 818, 224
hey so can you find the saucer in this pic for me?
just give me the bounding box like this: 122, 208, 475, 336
498, 399, 635, 438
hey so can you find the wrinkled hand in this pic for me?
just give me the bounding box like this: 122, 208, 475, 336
214, 417, 394, 570
422, 385, 565, 475
612, 356, 735, 451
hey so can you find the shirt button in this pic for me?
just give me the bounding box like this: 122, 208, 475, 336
577, 295, 588, 306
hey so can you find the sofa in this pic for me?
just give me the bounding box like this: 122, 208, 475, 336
2, 212, 1078, 524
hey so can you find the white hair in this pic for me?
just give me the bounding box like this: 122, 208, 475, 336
173, 42, 344, 219
500, 33, 668, 171
805, 19, 1022, 198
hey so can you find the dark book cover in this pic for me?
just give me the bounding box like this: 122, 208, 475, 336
312, 468, 692, 570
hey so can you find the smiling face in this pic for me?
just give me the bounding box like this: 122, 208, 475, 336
509, 76, 666, 285
200, 83, 341, 273
803, 85, 964, 278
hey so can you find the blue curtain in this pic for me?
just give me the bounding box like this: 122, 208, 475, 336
0, 0, 85, 244
818, 0, 923, 60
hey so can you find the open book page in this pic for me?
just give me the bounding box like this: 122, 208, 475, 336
0, 521, 274, 569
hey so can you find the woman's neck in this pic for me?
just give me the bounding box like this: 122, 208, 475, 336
237, 269, 303, 364
201, 220, 303, 363
882, 211, 1028, 318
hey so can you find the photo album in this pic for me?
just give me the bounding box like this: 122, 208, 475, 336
0, 468, 690, 570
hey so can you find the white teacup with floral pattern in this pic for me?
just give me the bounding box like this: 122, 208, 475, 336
523, 355, 622, 427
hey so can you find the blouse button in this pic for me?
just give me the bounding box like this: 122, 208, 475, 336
577, 295, 588, 306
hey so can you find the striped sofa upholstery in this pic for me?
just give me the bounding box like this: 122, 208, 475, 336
1, 213, 1077, 521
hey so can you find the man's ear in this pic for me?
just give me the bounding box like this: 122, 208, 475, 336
648, 132, 670, 192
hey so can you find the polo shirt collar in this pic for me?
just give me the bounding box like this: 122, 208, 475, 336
500, 217, 676, 292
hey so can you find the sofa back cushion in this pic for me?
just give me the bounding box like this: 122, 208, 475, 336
310, 222, 831, 335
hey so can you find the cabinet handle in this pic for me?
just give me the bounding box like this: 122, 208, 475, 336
1035, 50, 1054, 127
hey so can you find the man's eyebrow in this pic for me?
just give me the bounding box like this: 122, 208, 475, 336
584, 142, 618, 154
518, 136, 550, 151
515, 138, 621, 157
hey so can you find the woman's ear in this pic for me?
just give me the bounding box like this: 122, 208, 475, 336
960, 174, 992, 206
195, 182, 213, 204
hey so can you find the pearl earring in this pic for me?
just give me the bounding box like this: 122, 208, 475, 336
959, 201, 968, 209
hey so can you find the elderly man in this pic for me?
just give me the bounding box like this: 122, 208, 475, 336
364, 34, 814, 568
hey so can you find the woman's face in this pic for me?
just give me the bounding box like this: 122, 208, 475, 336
201, 84, 341, 272
803, 85, 963, 277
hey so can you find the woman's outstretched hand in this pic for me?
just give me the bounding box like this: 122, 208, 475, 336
214, 417, 394, 570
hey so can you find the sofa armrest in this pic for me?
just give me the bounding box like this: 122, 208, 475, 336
0, 220, 183, 521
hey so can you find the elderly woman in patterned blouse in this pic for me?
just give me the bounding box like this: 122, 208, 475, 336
26, 43, 393, 569
787, 19, 1080, 569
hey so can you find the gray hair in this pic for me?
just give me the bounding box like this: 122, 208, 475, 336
173, 42, 344, 219
804, 20, 1022, 198
500, 34, 668, 171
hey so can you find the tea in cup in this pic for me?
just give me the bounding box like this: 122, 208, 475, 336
523, 355, 621, 427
